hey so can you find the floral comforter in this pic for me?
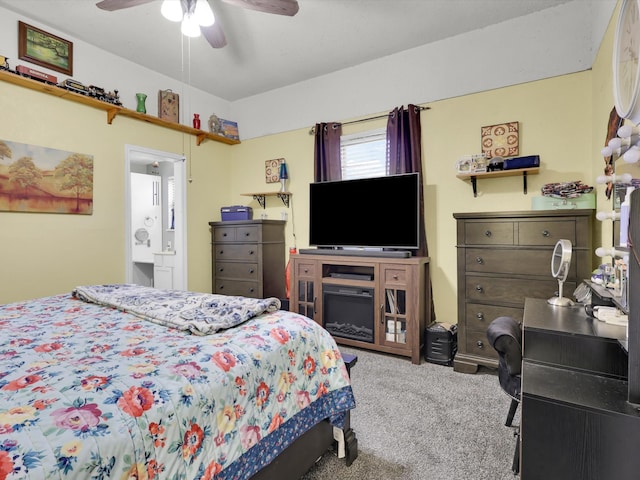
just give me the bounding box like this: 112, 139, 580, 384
73, 284, 282, 336
0, 288, 355, 480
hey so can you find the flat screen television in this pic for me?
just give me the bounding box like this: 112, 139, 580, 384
309, 172, 420, 251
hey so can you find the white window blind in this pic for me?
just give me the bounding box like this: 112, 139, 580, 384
340, 128, 387, 179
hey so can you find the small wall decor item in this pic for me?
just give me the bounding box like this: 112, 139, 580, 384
158, 89, 179, 123
0, 139, 93, 214
193, 113, 201, 129
265, 158, 285, 183
481, 121, 519, 158
18, 21, 73, 75
208, 114, 222, 134
135, 93, 147, 113
220, 119, 239, 140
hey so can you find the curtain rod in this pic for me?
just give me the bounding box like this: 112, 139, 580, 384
308, 105, 430, 135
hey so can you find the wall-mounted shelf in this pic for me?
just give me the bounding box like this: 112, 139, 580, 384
241, 192, 291, 208
456, 167, 539, 197
0, 69, 239, 146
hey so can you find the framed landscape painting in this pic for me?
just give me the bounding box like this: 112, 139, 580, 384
18, 21, 73, 75
0, 139, 93, 214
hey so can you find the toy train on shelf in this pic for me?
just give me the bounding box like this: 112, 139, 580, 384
0, 54, 122, 107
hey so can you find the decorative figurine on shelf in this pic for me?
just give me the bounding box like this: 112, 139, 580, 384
135, 93, 147, 113
193, 113, 201, 129
279, 160, 289, 192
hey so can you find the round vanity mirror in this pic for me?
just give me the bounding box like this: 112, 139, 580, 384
548, 239, 574, 306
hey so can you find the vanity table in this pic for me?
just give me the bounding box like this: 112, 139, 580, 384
521, 297, 640, 479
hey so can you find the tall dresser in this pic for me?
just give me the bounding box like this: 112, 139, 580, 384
453, 210, 593, 373
209, 219, 286, 299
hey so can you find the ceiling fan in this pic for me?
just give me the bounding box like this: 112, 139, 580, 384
95, 0, 299, 49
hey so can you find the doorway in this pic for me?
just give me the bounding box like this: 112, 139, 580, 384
124, 145, 187, 290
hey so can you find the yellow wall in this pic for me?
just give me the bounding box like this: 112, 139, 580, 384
0, 3, 623, 325
0, 82, 232, 303
230, 73, 594, 324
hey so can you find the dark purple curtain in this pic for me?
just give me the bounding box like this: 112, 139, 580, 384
386, 105, 427, 257
387, 104, 435, 321
313, 122, 343, 182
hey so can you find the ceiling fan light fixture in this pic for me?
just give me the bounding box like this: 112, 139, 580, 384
161, 0, 183, 22
194, 0, 215, 26
181, 14, 202, 37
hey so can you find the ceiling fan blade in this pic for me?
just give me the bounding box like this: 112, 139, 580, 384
96, 0, 156, 11
202, 22, 227, 48
221, 0, 299, 16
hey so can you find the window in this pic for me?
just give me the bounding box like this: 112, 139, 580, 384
340, 128, 386, 179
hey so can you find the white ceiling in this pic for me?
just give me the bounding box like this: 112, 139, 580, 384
0, 0, 578, 102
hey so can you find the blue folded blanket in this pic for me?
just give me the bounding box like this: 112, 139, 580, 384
73, 284, 281, 335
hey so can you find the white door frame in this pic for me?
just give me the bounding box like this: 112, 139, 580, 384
124, 144, 187, 290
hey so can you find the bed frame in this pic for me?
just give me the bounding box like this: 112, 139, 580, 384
251, 353, 359, 479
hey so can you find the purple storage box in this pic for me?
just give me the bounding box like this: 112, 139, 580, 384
503, 155, 540, 170
221, 205, 252, 221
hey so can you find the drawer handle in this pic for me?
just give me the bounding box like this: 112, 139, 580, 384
476, 312, 484, 320
249, 250, 255, 255
484, 230, 492, 237
218, 267, 224, 272
222, 232, 228, 237
249, 268, 255, 274
476, 340, 485, 349
475, 285, 483, 293
542, 230, 550, 237
219, 285, 224, 290
244, 232, 250, 237
392, 274, 399, 280
218, 250, 224, 255
249, 288, 255, 293
303, 268, 309, 273
475, 256, 483, 264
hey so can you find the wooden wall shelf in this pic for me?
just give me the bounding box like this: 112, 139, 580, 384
0, 69, 240, 146
241, 192, 291, 208
456, 167, 539, 197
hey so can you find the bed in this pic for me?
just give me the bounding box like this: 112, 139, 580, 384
0, 284, 357, 479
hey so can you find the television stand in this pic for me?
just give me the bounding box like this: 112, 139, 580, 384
298, 248, 411, 258
290, 252, 431, 364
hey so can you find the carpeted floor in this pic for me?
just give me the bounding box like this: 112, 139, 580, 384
301, 347, 519, 480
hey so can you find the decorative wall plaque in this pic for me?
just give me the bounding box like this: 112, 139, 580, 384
158, 89, 179, 123
265, 158, 284, 183
481, 121, 519, 158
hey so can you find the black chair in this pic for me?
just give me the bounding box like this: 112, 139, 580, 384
486, 316, 522, 475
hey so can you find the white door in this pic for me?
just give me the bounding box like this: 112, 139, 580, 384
131, 173, 162, 263
125, 145, 187, 290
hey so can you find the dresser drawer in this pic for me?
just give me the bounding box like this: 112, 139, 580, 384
214, 261, 259, 281
518, 220, 576, 245
214, 279, 260, 297
466, 275, 575, 306
465, 330, 499, 360
213, 225, 260, 243
214, 244, 259, 261
465, 248, 575, 277
465, 303, 524, 331
464, 222, 515, 245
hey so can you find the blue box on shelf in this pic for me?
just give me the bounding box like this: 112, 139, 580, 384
221, 205, 252, 221
503, 155, 540, 170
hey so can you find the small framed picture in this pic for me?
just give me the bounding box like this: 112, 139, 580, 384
18, 21, 73, 76
265, 158, 284, 183
158, 89, 180, 123
481, 121, 519, 158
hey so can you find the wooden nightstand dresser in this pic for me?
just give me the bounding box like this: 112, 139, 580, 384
453, 210, 593, 373
209, 219, 285, 299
